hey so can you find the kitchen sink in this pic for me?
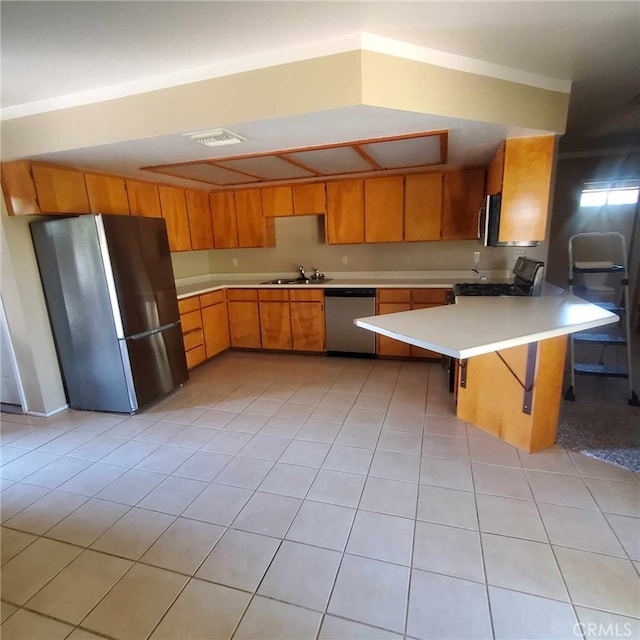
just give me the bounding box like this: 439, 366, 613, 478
261, 278, 332, 285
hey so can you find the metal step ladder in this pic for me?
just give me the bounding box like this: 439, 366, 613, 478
564, 232, 639, 406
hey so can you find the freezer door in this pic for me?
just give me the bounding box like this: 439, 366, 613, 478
122, 323, 188, 411
100, 215, 180, 337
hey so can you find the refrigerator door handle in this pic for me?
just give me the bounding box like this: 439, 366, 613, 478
128, 321, 180, 341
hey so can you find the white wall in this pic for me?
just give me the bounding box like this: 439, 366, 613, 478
0, 203, 67, 415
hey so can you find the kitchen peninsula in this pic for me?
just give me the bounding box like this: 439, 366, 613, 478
355, 288, 618, 453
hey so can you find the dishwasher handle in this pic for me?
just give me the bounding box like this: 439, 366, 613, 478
324, 288, 376, 298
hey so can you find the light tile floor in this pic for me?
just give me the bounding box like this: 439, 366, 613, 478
1, 351, 639, 640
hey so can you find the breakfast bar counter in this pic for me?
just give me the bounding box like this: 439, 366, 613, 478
355, 289, 619, 453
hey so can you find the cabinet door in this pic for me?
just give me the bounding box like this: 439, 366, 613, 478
486, 142, 505, 195
376, 302, 412, 357
228, 300, 261, 348
236, 189, 270, 247
409, 303, 442, 359
365, 176, 404, 243
85, 174, 130, 215
31, 164, 89, 214
291, 301, 325, 352
259, 302, 292, 350
293, 183, 326, 215
1, 160, 40, 215
159, 185, 191, 252
185, 190, 214, 250
326, 180, 364, 244
442, 168, 486, 240
262, 186, 293, 217
202, 302, 230, 358
126, 180, 162, 218
210, 191, 239, 248
405, 173, 442, 241
500, 136, 555, 243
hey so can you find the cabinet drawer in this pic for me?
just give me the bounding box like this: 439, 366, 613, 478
259, 289, 290, 301
411, 289, 448, 304
185, 345, 206, 369
289, 289, 324, 302
377, 289, 411, 303
199, 290, 226, 308
178, 297, 200, 314
180, 310, 202, 334
183, 328, 204, 351
227, 288, 258, 301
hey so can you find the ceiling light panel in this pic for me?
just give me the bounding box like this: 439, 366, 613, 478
150, 163, 259, 185
285, 147, 373, 174
360, 134, 444, 169
217, 156, 314, 180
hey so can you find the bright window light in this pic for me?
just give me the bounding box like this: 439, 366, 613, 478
580, 183, 640, 208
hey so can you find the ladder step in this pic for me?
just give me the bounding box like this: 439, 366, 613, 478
574, 363, 629, 378
573, 333, 627, 345
572, 264, 624, 273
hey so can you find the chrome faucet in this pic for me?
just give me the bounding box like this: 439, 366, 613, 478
298, 265, 307, 280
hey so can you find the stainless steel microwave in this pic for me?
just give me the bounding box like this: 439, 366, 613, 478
479, 193, 538, 247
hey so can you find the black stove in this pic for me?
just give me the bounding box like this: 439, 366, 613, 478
454, 257, 545, 298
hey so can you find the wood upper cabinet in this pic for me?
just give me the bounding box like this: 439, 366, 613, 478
201, 298, 230, 358
326, 179, 365, 244
1, 160, 40, 215
442, 168, 486, 240
499, 136, 555, 243
159, 185, 191, 252
262, 186, 293, 217
235, 189, 275, 248
290, 289, 325, 352
126, 180, 162, 218
364, 176, 404, 243
293, 183, 326, 215
85, 174, 130, 215
210, 191, 238, 248
227, 289, 261, 348
31, 163, 90, 214
185, 190, 214, 250
486, 142, 505, 195
404, 173, 443, 241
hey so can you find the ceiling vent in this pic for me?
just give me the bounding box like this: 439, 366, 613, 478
183, 128, 246, 147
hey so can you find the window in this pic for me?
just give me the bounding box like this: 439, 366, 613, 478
580, 180, 639, 208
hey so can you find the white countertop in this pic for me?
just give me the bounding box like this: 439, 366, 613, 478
354, 289, 619, 359
174, 270, 511, 299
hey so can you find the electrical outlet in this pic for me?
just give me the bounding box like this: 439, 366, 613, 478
342, 255, 348, 265
231, 257, 238, 267
513, 249, 525, 262
473, 251, 481, 265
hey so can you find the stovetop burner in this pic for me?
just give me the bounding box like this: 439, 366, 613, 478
454, 282, 519, 296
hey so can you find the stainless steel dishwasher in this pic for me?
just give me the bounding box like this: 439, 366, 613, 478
324, 288, 376, 356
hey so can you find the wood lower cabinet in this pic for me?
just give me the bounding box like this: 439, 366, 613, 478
326, 180, 365, 244
85, 173, 130, 215
201, 291, 230, 358
365, 176, 404, 243
405, 173, 443, 241
185, 190, 214, 250
178, 297, 206, 370
31, 163, 90, 214
442, 168, 486, 240
376, 288, 449, 359
159, 185, 191, 252
258, 289, 291, 350
290, 289, 325, 352
227, 289, 261, 348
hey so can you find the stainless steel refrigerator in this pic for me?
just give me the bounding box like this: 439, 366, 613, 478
31, 214, 188, 413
